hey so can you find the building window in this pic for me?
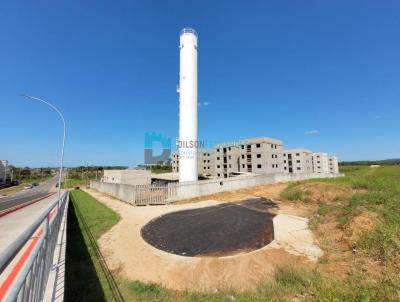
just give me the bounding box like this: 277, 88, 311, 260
204, 166, 206, 169
257, 154, 261, 158
204, 160, 206, 163
217, 148, 220, 152
297, 167, 301, 170
283, 153, 286, 156
284, 160, 286, 163
271, 144, 274, 149
275, 154, 278, 158
272, 164, 274, 168
217, 157, 220, 160
229, 164, 231, 168
271, 154, 274, 159
241, 155, 245, 159
217, 165, 220, 168
296, 153, 300, 156
241, 145, 245, 149
228, 155, 231, 159
217, 173, 220, 177
228, 147, 231, 151
284, 167, 287, 170
296, 160, 300, 163
208, 167, 210, 169
242, 164, 245, 168
256, 143, 261, 148
257, 164, 262, 168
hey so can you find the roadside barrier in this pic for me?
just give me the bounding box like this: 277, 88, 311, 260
0, 192, 69, 302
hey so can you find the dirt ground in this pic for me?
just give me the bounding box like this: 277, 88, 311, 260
180, 182, 318, 217
84, 184, 322, 292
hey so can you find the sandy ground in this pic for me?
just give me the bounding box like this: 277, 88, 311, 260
84, 186, 322, 291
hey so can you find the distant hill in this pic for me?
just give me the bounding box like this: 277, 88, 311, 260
340, 159, 400, 166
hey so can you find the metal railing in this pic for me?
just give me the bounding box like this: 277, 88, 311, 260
0, 192, 69, 302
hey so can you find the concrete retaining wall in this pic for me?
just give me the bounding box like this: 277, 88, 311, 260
91, 173, 343, 205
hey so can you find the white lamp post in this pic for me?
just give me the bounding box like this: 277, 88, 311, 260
22, 94, 66, 198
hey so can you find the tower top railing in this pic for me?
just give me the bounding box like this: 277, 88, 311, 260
180, 27, 197, 37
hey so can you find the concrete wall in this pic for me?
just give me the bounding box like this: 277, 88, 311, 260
328, 156, 339, 174
91, 172, 343, 205
174, 172, 341, 200
102, 169, 151, 185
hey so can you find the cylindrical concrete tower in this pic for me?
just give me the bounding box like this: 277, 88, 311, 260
178, 27, 198, 182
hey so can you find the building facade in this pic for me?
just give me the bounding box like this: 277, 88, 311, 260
172, 150, 215, 176
215, 138, 284, 178
0, 160, 9, 185
102, 169, 151, 185
283, 149, 313, 174
328, 156, 339, 174
312, 152, 330, 174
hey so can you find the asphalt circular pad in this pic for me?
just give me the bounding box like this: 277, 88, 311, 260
141, 199, 276, 257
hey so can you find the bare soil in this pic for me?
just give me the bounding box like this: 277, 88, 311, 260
84, 187, 316, 291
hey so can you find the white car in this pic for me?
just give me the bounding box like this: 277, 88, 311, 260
24, 184, 34, 189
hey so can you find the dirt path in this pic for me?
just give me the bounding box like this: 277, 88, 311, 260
84, 186, 321, 291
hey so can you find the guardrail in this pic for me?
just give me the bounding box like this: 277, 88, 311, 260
0, 192, 69, 302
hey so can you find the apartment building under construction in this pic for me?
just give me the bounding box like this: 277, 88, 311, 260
283, 149, 314, 174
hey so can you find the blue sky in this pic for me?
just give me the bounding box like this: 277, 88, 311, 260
1, 0, 399, 167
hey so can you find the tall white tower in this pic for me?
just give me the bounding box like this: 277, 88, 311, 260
178, 28, 198, 182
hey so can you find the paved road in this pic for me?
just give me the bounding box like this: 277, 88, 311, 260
0, 176, 59, 213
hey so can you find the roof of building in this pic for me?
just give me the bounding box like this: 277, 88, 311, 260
241, 137, 283, 145
284, 149, 313, 154
215, 137, 283, 148
151, 172, 179, 181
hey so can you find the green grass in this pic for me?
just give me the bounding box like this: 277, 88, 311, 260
67, 167, 400, 301
66, 190, 120, 301
280, 182, 313, 202
70, 190, 119, 240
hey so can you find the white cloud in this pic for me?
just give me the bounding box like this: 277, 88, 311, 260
305, 129, 319, 135
198, 101, 210, 107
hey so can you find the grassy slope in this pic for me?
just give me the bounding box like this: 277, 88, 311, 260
66, 190, 120, 301
279, 165, 400, 301
67, 167, 400, 301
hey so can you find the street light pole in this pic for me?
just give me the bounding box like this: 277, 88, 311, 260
22, 94, 66, 199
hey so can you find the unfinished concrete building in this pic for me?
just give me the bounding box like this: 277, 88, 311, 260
312, 152, 330, 174
102, 169, 151, 185
283, 149, 313, 174
172, 150, 215, 177
215, 137, 284, 178
328, 156, 339, 174
0, 160, 9, 185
